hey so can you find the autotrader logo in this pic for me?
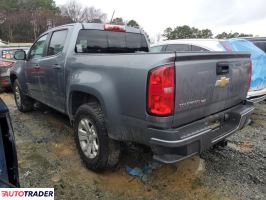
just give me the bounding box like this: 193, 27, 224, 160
0, 188, 54, 200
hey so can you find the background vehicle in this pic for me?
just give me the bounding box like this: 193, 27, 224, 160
227, 38, 266, 102
244, 37, 266, 53
151, 39, 266, 102
0, 98, 19, 187
0, 47, 29, 90
10, 23, 253, 171
150, 39, 226, 52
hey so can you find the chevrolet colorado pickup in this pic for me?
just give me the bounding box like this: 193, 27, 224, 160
10, 23, 254, 171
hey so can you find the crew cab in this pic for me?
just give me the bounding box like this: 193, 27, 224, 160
10, 23, 254, 171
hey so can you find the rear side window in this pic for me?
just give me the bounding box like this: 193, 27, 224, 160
48, 30, 68, 56
76, 30, 149, 53
191, 45, 209, 52
165, 44, 190, 52
150, 45, 164, 52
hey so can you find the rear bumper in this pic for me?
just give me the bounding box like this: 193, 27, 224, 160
149, 101, 254, 163
247, 88, 266, 103
248, 95, 266, 103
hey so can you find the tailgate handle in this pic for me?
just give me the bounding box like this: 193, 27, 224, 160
216, 62, 229, 75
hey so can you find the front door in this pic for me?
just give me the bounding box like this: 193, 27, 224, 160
26, 34, 48, 100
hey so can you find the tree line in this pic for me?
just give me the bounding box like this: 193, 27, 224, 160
163, 25, 253, 40
0, 0, 253, 43
0, 0, 140, 43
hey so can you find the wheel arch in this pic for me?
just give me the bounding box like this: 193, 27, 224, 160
68, 88, 107, 121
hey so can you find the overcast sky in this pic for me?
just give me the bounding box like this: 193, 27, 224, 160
55, 0, 266, 39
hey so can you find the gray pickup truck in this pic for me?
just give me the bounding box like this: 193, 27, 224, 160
10, 23, 254, 171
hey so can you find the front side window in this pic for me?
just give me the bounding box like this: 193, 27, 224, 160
29, 34, 47, 59
47, 30, 68, 56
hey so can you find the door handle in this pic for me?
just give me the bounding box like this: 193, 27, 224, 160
216, 62, 229, 75
52, 64, 62, 70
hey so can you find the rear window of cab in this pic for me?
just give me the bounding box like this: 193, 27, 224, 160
76, 30, 149, 53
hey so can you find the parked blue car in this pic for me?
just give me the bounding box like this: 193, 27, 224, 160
227, 38, 266, 102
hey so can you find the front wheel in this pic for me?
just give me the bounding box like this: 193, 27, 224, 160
13, 79, 33, 112
74, 102, 121, 171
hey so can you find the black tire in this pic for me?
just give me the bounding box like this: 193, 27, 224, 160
74, 102, 121, 171
13, 79, 33, 112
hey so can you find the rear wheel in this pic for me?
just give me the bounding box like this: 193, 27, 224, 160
13, 79, 33, 112
74, 102, 121, 171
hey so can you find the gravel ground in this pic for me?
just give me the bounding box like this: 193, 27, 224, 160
1, 92, 265, 200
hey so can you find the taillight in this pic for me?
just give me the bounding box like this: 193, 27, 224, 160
247, 60, 252, 92
0, 60, 14, 67
104, 24, 126, 32
147, 65, 175, 116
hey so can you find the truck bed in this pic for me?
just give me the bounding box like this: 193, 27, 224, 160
68, 51, 250, 130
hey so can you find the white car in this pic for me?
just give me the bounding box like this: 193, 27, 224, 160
150, 39, 227, 52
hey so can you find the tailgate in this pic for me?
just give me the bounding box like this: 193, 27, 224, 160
173, 52, 250, 127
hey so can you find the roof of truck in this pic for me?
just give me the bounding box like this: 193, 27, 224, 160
43, 23, 143, 35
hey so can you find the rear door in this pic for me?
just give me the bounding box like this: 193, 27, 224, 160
173, 53, 250, 127
37, 29, 68, 112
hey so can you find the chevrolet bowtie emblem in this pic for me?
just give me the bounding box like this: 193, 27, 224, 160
215, 77, 230, 88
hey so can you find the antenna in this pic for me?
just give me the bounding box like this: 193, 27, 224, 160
110, 10, 115, 24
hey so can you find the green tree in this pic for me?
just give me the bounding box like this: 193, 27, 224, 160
163, 27, 175, 40
127, 20, 139, 28
198, 29, 213, 38
0, 0, 18, 11
163, 25, 213, 40
174, 25, 194, 38
238, 33, 253, 37
19, 0, 58, 12
111, 17, 125, 25
0, 0, 68, 42
215, 32, 253, 39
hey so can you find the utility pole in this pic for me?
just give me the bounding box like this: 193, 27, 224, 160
47, 19, 52, 30
110, 10, 115, 24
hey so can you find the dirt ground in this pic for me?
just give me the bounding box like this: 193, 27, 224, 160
1, 92, 265, 200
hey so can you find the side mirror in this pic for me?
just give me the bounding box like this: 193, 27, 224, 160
14, 50, 26, 60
